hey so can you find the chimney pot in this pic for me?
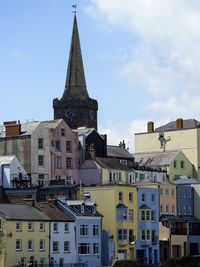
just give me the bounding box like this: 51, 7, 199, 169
176, 118, 183, 129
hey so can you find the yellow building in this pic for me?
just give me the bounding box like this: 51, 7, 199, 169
80, 184, 138, 261
0, 203, 50, 267
135, 119, 199, 178
134, 150, 193, 181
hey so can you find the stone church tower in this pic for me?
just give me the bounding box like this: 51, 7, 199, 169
53, 15, 98, 130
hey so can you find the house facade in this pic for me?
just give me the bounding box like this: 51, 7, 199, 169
81, 184, 138, 262
0, 203, 50, 267
136, 186, 160, 264
57, 198, 102, 267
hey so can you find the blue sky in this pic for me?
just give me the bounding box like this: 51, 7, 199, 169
1, 0, 200, 151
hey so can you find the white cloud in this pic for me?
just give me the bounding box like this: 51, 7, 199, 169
87, 0, 200, 119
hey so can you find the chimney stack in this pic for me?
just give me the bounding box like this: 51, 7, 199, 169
176, 118, 183, 129
119, 140, 126, 149
147, 121, 154, 133
4, 120, 21, 137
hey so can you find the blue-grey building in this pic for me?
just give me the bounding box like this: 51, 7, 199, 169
136, 186, 160, 264
57, 198, 102, 267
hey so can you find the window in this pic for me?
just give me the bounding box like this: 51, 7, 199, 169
28, 222, 34, 231
93, 243, 99, 255
40, 223, 45, 232
183, 206, 187, 215
20, 257, 26, 267
152, 229, 156, 243
38, 174, 45, 187
166, 189, 169, 196
117, 229, 127, 241
151, 194, 155, 203
38, 155, 44, 166
39, 258, 46, 267
188, 206, 192, 215
146, 210, 150, 221
53, 241, 59, 252
146, 229, 150, 240
28, 240, 34, 251
151, 210, 156, 222
166, 205, 169, 214
118, 192, 123, 202
129, 192, 133, 202
160, 205, 163, 213
93, 225, 99, 236
129, 229, 134, 243
173, 160, 177, 168
64, 241, 70, 253
177, 189, 181, 198
119, 172, 122, 182
128, 209, 133, 221
66, 176, 72, 185
78, 243, 90, 255
141, 230, 145, 240
188, 191, 192, 198
61, 128, 65, 137
172, 205, 175, 214
55, 156, 62, 169
66, 141, 72, 152
141, 210, 145, 221
16, 222, 22, 231
183, 190, 186, 198
64, 223, 69, 233
39, 240, 45, 251
142, 193, 145, 202
55, 140, 60, 151
16, 239, 22, 251
180, 160, 185, 169
38, 138, 44, 149
160, 188, 163, 196
66, 157, 72, 168
80, 225, 88, 236
53, 223, 58, 232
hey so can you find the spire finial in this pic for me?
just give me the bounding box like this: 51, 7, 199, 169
72, 3, 78, 14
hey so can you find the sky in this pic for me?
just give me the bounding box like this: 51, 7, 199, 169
1, 0, 200, 152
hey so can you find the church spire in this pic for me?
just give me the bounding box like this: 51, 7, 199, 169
62, 15, 89, 100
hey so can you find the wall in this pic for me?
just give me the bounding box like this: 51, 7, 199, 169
192, 184, 200, 219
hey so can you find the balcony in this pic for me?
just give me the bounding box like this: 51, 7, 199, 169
171, 228, 187, 235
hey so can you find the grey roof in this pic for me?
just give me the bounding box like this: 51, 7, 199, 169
95, 157, 131, 171
41, 119, 63, 129
134, 151, 181, 168
0, 155, 15, 165
107, 145, 134, 159
0, 204, 49, 221
62, 15, 89, 101
160, 214, 200, 222
156, 119, 200, 132
0, 121, 40, 138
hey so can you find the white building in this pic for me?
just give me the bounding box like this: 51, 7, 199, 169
0, 155, 29, 188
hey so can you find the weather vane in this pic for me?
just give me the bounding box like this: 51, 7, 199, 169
72, 3, 78, 14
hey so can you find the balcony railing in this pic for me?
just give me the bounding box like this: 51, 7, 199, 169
171, 228, 187, 235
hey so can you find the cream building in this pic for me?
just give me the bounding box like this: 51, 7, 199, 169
0, 203, 50, 267
135, 118, 200, 178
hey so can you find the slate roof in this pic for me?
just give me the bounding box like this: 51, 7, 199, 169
95, 157, 131, 171
107, 145, 134, 159
0, 204, 49, 221
0, 121, 40, 138
0, 155, 15, 165
134, 151, 181, 168
160, 214, 200, 222
41, 119, 63, 129
36, 202, 74, 222
155, 119, 200, 132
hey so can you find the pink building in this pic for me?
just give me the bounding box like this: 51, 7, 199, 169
42, 119, 79, 185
